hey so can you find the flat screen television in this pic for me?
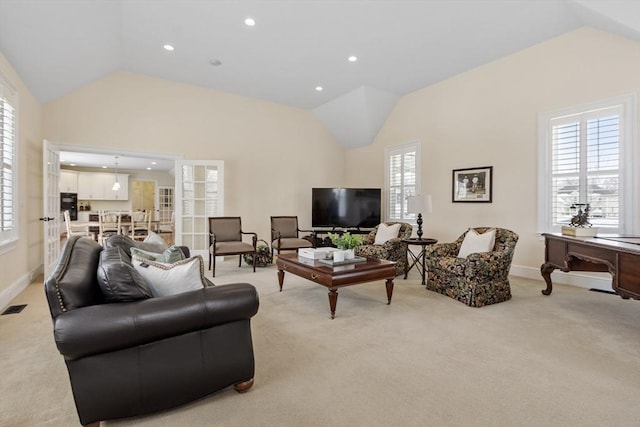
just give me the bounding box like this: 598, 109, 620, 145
312, 188, 381, 229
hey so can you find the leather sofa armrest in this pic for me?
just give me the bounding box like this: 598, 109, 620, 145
54, 283, 259, 360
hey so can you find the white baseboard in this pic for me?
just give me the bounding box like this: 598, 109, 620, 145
510, 264, 613, 292
0, 266, 41, 311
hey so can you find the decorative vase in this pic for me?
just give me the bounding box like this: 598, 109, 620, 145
333, 250, 346, 262
345, 249, 355, 260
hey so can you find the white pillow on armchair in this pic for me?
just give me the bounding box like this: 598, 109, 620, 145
374, 223, 402, 245
457, 228, 496, 259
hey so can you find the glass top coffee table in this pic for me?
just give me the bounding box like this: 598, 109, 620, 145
276, 253, 397, 319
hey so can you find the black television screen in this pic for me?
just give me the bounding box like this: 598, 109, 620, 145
312, 188, 381, 228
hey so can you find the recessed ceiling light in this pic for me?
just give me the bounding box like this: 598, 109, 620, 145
348, 55, 358, 62
146, 167, 152, 170
151, 161, 157, 165
70, 163, 76, 166
244, 17, 256, 27
315, 86, 323, 92
163, 44, 175, 51
102, 165, 108, 169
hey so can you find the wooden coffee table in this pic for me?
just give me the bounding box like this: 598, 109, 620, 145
276, 253, 397, 319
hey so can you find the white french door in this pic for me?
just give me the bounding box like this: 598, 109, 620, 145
174, 160, 224, 258
42, 139, 61, 277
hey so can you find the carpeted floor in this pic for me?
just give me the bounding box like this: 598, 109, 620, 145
1, 258, 639, 427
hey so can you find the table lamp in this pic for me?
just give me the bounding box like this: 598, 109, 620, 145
406, 194, 432, 239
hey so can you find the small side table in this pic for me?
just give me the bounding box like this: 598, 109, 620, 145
403, 238, 438, 285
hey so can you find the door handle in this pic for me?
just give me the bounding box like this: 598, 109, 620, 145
39, 217, 55, 221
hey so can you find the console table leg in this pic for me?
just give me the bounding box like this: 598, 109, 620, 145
277, 269, 284, 292
385, 279, 394, 304
540, 263, 556, 296
328, 289, 338, 319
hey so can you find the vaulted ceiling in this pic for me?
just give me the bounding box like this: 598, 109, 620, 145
1, 0, 638, 148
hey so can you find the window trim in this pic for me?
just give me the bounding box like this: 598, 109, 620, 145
384, 140, 422, 222
537, 93, 638, 234
0, 72, 19, 253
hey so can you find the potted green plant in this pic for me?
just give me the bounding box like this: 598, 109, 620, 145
327, 231, 363, 260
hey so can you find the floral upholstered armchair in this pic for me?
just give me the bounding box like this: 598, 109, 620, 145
354, 222, 412, 276
425, 227, 518, 307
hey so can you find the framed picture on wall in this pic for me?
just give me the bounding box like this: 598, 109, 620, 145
452, 166, 493, 203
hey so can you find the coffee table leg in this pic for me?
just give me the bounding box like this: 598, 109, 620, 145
277, 268, 285, 292
385, 279, 394, 305
328, 288, 338, 319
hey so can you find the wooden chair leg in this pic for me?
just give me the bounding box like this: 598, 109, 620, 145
252, 251, 256, 272
212, 253, 216, 277
238, 254, 242, 267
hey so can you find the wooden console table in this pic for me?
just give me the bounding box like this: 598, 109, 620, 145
540, 233, 640, 300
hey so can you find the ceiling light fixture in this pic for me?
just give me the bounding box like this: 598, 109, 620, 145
209, 59, 222, 67
112, 156, 121, 191
163, 44, 175, 51
146, 167, 152, 170
244, 17, 256, 26
348, 55, 358, 62
315, 86, 323, 92
101, 165, 107, 169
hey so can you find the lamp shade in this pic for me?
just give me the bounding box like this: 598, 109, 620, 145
406, 194, 432, 214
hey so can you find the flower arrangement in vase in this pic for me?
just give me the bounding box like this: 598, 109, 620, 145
327, 231, 363, 261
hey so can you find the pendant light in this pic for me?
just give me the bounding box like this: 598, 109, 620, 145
112, 156, 121, 191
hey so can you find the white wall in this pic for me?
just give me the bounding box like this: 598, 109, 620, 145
345, 27, 640, 276
0, 54, 43, 306
43, 71, 346, 242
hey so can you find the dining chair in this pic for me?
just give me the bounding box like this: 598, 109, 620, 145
98, 211, 121, 245
208, 217, 257, 277
130, 210, 152, 241
63, 210, 94, 240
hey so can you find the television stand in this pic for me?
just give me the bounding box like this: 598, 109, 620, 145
313, 228, 373, 247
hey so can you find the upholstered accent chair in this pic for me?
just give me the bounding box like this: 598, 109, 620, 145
208, 217, 257, 277
425, 227, 519, 307
271, 216, 314, 256
354, 222, 412, 276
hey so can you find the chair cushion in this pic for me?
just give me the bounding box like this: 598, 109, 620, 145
132, 255, 207, 297
272, 237, 313, 250
212, 241, 255, 254
97, 246, 153, 303
457, 228, 496, 259
374, 223, 401, 245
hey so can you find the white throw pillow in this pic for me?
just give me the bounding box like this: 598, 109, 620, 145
374, 223, 402, 245
132, 255, 206, 297
457, 228, 496, 259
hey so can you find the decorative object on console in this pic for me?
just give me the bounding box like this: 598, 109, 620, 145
561, 203, 597, 236
452, 166, 492, 203
406, 194, 432, 239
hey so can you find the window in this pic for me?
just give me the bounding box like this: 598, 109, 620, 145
385, 141, 421, 222
538, 94, 637, 234
0, 74, 18, 249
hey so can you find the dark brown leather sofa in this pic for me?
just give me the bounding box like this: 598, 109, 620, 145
44, 236, 259, 426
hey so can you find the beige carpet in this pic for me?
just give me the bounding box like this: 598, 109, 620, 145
1, 258, 639, 427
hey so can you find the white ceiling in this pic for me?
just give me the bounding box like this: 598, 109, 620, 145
1, 0, 638, 148
59, 151, 176, 172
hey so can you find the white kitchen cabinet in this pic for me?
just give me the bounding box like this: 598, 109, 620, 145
59, 170, 78, 193
78, 172, 129, 200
